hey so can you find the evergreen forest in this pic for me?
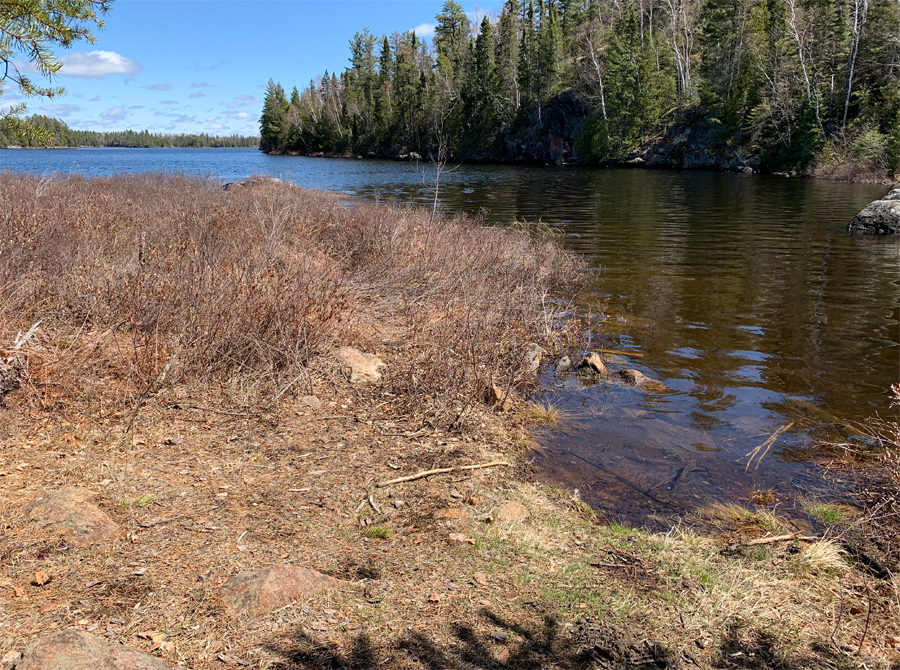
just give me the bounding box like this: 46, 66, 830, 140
259, 0, 900, 174
0, 115, 259, 149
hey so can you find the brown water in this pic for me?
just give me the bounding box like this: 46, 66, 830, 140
6, 150, 898, 524
482, 169, 900, 525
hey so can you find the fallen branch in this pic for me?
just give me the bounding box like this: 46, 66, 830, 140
746, 533, 820, 546
376, 461, 509, 488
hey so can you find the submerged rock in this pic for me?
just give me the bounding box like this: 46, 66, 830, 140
221, 564, 344, 616
619, 369, 646, 386
5, 629, 170, 670
847, 189, 900, 234
334, 347, 385, 384
26, 489, 117, 544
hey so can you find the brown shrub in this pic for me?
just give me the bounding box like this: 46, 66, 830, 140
0, 172, 581, 422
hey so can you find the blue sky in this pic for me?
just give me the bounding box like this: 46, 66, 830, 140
5, 0, 504, 137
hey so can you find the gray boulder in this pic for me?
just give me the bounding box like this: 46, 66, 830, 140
4, 629, 171, 670
847, 189, 900, 234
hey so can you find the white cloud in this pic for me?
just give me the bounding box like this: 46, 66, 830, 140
223, 94, 260, 109
189, 92, 205, 99
61, 51, 143, 79
206, 116, 221, 122
144, 83, 173, 91
191, 82, 212, 88
40, 103, 81, 117
89, 95, 101, 102
160, 100, 178, 105
99, 105, 128, 125
412, 22, 436, 37
224, 110, 251, 120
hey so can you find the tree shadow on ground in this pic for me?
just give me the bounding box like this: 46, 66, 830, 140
713, 619, 875, 670
264, 607, 675, 669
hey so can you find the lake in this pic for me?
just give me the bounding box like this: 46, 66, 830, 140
4, 147, 898, 525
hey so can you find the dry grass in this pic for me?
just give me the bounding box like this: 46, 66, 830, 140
0, 172, 581, 425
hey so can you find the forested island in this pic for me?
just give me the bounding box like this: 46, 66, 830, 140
260, 0, 899, 178
0, 114, 259, 149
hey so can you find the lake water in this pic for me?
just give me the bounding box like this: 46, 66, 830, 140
4, 147, 898, 525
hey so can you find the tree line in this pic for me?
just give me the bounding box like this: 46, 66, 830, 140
0, 115, 259, 149
260, 0, 900, 173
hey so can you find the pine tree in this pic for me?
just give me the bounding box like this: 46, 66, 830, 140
497, 0, 522, 120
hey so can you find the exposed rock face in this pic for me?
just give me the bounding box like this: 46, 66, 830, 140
622, 108, 761, 172
4, 629, 170, 670
26, 489, 117, 544
221, 564, 344, 617
577, 353, 606, 376
502, 89, 586, 164
495, 500, 531, 522
847, 189, 900, 234
335, 347, 385, 384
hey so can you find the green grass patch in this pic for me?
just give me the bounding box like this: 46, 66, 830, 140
361, 525, 392, 539
119, 494, 156, 509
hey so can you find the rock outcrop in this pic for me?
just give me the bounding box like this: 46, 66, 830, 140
26, 489, 118, 544
4, 629, 171, 670
221, 564, 344, 617
223, 176, 283, 191
847, 189, 900, 234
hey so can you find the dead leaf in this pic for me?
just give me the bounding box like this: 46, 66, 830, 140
448, 533, 475, 545
13, 587, 25, 598
32, 571, 51, 586
1, 651, 20, 666
497, 647, 510, 665
137, 630, 167, 650
474, 572, 489, 586
427, 593, 442, 603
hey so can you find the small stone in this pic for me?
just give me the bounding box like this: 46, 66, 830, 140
26, 489, 117, 545
297, 395, 322, 409
523, 343, 544, 373
435, 507, 468, 520
221, 564, 344, 617
619, 369, 646, 385
484, 385, 513, 412
577, 353, 606, 376
556, 356, 571, 373
4, 628, 171, 669
334, 347, 385, 384
495, 500, 530, 522
491, 631, 508, 642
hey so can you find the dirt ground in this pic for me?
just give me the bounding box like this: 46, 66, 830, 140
2, 362, 899, 670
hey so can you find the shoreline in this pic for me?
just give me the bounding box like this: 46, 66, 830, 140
1, 174, 898, 669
